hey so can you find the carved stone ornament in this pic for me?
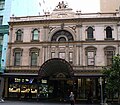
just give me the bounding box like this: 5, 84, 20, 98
56, 1, 68, 9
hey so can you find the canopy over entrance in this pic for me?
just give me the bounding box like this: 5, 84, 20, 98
38, 58, 73, 79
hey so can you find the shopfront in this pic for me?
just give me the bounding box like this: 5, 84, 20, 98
2, 58, 104, 102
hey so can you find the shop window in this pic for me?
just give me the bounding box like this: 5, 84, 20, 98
16, 29, 23, 41
32, 29, 39, 41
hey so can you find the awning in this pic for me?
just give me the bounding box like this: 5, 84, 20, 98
0, 73, 38, 78
38, 58, 73, 78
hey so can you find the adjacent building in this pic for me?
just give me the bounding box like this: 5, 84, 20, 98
2, 1, 120, 102
0, 0, 12, 100
100, 0, 120, 12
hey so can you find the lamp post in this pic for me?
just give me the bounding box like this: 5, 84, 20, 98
100, 77, 103, 105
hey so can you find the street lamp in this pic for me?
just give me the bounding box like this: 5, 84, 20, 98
100, 77, 103, 105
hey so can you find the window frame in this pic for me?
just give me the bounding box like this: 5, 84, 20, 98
29, 48, 39, 66
16, 29, 23, 42
105, 26, 113, 39
104, 46, 116, 66
32, 29, 39, 41
85, 46, 97, 66
86, 27, 94, 39
13, 48, 23, 66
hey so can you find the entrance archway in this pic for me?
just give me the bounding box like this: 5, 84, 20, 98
38, 58, 74, 100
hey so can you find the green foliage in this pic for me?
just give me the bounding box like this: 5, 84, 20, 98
103, 54, 120, 102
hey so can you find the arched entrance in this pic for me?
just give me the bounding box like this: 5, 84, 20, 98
38, 58, 74, 101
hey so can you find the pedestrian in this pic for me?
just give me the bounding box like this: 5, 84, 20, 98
69, 92, 75, 105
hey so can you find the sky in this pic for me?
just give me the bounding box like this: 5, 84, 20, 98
11, 0, 100, 16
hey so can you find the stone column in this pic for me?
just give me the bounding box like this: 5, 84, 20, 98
43, 25, 49, 41
76, 44, 82, 65
76, 24, 82, 41
0, 77, 4, 99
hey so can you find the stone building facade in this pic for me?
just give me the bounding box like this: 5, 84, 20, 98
100, 0, 120, 12
3, 1, 120, 102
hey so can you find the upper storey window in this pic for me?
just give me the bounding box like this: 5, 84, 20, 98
29, 47, 39, 66
85, 46, 97, 66
51, 30, 74, 42
16, 29, 23, 41
32, 29, 39, 41
13, 48, 23, 66
106, 26, 113, 39
0, 16, 3, 25
86, 27, 94, 39
0, 0, 5, 10
104, 46, 116, 66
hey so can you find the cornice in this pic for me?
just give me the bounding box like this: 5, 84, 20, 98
9, 17, 120, 26
7, 40, 120, 46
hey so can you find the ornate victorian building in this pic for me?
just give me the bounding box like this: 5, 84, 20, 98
3, 1, 120, 102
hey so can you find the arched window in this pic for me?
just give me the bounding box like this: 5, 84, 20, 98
51, 30, 74, 42
58, 37, 66, 42
106, 26, 112, 39
13, 48, 23, 66
16, 29, 23, 41
29, 48, 39, 66
32, 29, 39, 41
87, 27, 94, 39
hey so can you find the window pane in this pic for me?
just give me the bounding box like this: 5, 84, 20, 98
87, 27, 93, 39
0, 1, 5, 10
0, 16, 3, 25
16, 30, 22, 41
31, 52, 37, 66
106, 51, 113, 66
87, 51, 94, 66
14, 52, 21, 66
88, 52, 94, 58
33, 30, 39, 40
69, 52, 73, 64
59, 52, 65, 59
106, 27, 112, 38
88, 58, 94, 65
58, 37, 66, 42
51, 52, 55, 58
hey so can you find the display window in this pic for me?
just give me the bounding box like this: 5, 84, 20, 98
8, 78, 38, 99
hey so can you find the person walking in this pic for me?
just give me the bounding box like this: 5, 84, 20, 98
69, 92, 75, 105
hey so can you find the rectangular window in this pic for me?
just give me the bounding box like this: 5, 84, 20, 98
69, 52, 73, 64
14, 52, 21, 66
51, 52, 55, 58
0, 0, 5, 10
87, 51, 94, 66
59, 52, 65, 59
31, 52, 37, 66
0, 16, 3, 25
106, 51, 113, 66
